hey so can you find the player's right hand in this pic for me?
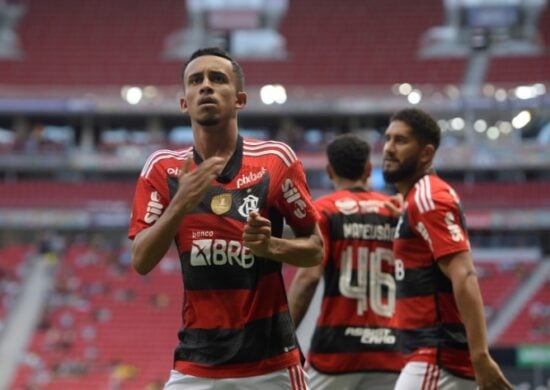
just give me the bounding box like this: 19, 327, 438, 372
473, 354, 514, 390
173, 156, 225, 213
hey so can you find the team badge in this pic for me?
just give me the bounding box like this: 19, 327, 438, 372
211, 193, 232, 215
238, 194, 260, 217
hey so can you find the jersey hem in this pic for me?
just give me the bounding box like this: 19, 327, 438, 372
174, 349, 301, 379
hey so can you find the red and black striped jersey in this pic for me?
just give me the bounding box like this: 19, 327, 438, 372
308, 188, 404, 374
128, 136, 319, 378
393, 174, 475, 379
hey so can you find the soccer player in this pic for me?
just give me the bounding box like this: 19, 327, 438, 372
287, 134, 403, 390
382, 108, 513, 389
128, 47, 323, 389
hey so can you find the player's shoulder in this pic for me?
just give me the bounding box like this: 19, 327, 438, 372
140, 147, 193, 179
364, 190, 392, 202
408, 175, 458, 214
315, 189, 391, 215
242, 138, 298, 168
313, 191, 337, 210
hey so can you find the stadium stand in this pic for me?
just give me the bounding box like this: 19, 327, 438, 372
478, 261, 537, 320
0, 0, 548, 88
0, 243, 36, 334
498, 280, 550, 346
9, 239, 181, 389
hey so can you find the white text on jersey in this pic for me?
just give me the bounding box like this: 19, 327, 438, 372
344, 327, 396, 345
281, 179, 306, 219
190, 239, 255, 268
236, 168, 266, 189
342, 223, 395, 242
144, 191, 163, 224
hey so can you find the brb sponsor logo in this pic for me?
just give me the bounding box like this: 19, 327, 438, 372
282, 179, 306, 219
144, 191, 163, 224
236, 167, 266, 189
190, 239, 255, 268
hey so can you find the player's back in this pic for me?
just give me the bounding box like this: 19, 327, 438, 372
308, 188, 403, 374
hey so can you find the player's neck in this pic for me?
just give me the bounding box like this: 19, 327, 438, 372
396, 167, 435, 195
193, 125, 238, 160
335, 178, 368, 192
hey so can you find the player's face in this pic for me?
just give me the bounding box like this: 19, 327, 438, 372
382, 120, 422, 184
180, 55, 246, 127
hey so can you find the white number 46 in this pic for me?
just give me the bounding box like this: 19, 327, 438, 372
338, 246, 396, 318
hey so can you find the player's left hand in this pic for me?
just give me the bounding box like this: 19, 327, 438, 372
384, 193, 404, 217
243, 211, 272, 257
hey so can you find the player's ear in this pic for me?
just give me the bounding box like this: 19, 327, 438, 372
364, 162, 372, 181
180, 96, 188, 113
235, 91, 247, 110
326, 164, 335, 180
420, 144, 435, 164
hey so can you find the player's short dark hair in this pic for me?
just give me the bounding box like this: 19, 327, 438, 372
181, 47, 245, 91
326, 133, 370, 181
390, 108, 441, 150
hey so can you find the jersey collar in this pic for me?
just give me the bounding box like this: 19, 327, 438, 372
193, 135, 243, 184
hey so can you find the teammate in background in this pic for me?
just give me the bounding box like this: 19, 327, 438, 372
288, 134, 403, 390
128, 47, 323, 389
382, 108, 513, 389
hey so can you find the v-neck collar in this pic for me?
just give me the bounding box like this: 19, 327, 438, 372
193, 135, 243, 184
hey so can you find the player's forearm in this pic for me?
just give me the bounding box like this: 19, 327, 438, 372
265, 234, 324, 267
288, 271, 320, 327
452, 273, 490, 360
132, 203, 187, 274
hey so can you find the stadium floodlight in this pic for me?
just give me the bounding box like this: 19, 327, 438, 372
474, 119, 488, 132
260, 84, 287, 105
498, 121, 513, 134
494, 88, 507, 101
121, 86, 143, 105
487, 126, 500, 140
514, 84, 545, 100
512, 110, 532, 129
451, 117, 466, 130
398, 83, 413, 95
407, 89, 422, 104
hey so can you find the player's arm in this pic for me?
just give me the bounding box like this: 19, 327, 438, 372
438, 251, 513, 390
243, 212, 324, 267
287, 263, 323, 328
132, 202, 188, 275
132, 157, 225, 275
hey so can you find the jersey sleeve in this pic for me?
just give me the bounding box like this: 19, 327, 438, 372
314, 200, 331, 266
409, 189, 470, 261
273, 160, 319, 231
128, 168, 170, 240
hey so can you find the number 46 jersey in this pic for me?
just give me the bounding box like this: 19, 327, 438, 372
308, 188, 404, 374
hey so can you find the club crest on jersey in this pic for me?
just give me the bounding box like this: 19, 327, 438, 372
238, 194, 259, 217
211, 193, 232, 215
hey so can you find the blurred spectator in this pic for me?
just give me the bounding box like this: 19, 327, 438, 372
109, 361, 138, 390
150, 293, 170, 309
